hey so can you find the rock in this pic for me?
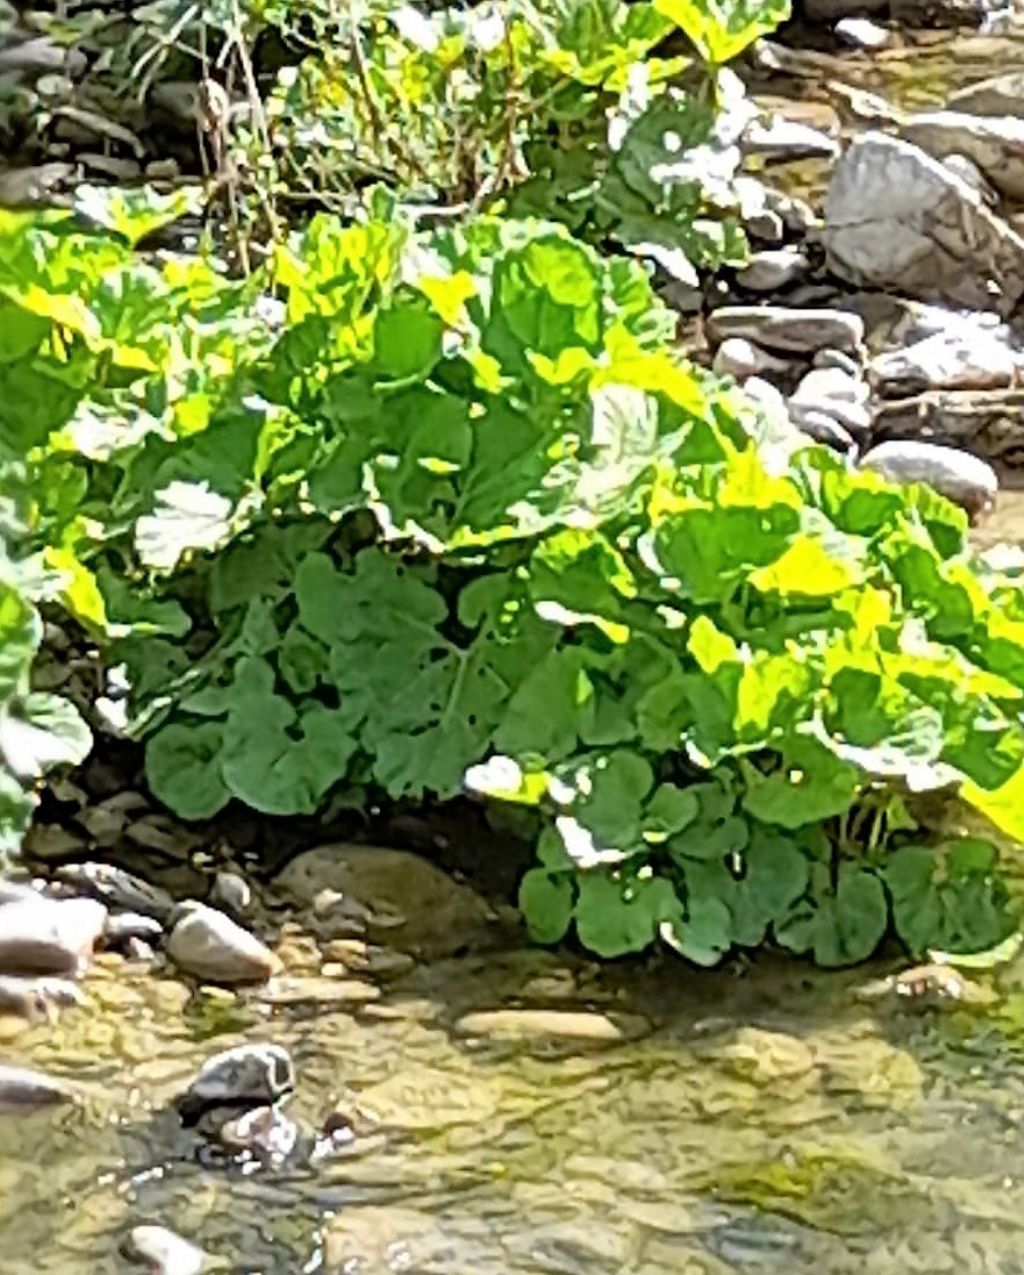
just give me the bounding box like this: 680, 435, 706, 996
0, 879, 40, 907
802, 0, 885, 20
124, 1225, 208, 1275
898, 111, 1024, 203
166, 902, 279, 984
939, 154, 996, 206
813, 348, 861, 376
734, 248, 809, 292
870, 326, 1017, 396
0, 974, 84, 1018
859, 440, 998, 519
873, 388, 1024, 463
708, 306, 864, 354
790, 366, 872, 442
947, 73, 1024, 119
791, 407, 858, 455
103, 912, 165, 948
855, 963, 995, 1008
890, 0, 999, 26
216, 1104, 298, 1164
712, 337, 793, 382
0, 896, 107, 975
209, 871, 251, 917
274, 845, 497, 960
260, 975, 380, 1007
324, 1206, 454, 1273
745, 207, 785, 245
0, 1063, 79, 1110
79, 153, 142, 181
453, 1008, 650, 1042
742, 117, 839, 163
177, 1043, 294, 1124
824, 133, 1024, 317
55, 862, 174, 922
834, 16, 890, 47
717, 1027, 815, 1084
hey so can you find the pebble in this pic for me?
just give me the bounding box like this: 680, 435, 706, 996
859, 440, 998, 519
124, 1225, 208, 1275
177, 1043, 294, 1124
209, 871, 252, 917
0, 896, 107, 975
734, 248, 809, 293
708, 306, 864, 354
55, 862, 174, 922
712, 337, 793, 382
166, 901, 280, 984
0, 1063, 79, 1110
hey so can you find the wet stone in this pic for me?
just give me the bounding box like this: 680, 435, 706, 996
177, 1043, 294, 1124
209, 871, 252, 917
166, 901, 279, 985
856, 963, 996, 1008
834, 16, 890, 47
215, 1104, 298, 1164
0, 896, 107, 976
453, 1008, 650, 1043
0, 1063, 80, 1110
103, 912, 164, 949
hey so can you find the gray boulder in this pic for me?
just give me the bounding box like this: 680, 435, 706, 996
898, 111, 1024, 203
708, 305, 864, 354
824, 133, 1024, 317
166, 902, 279, 985
859, 440, 998, 519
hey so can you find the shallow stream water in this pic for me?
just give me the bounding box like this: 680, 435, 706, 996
8, 12, 1024, 1275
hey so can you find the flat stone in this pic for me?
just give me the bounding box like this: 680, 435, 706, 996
177, 1043, 294, 1123
55, 862, 174, 922
734, 248, 809, 293
716, 1027, 815, 1084
824, 133, 1024, 317
708, 306, 864, 354
898, 111, 1024, 203
454, 1008, 650, 1042
167, 902, 279, 985
0, 1063, 79, 1110
789, 366, 872, 441
872, 388, 1024, 464
947, 73, 1024, 119
870, 326, 1017, 396
0, 896, 107, 975
713, 337, 793, 382
859, 440, 998, 519
260, 975, 380, 1006
125, 1225, 208, 1275
742, 116, 839, 163
275, 845, 497, 960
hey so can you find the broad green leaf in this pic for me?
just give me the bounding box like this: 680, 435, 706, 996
655, 0, 790, 63
575, 871, 682, 958
520, 869, 574, 944
0, 693, 91, 781
146, 721, 231, 821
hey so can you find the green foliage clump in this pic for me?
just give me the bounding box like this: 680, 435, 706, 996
3, 187, 1024, 966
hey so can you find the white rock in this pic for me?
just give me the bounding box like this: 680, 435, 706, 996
166, 902, 279, 984
860, 440, 998, 519
898, 111, 1024, 202
126, 1225, 208, 1275
835, 16, 890, 47
734, 248, 809, 292
713, 337, 793, 382
0, 896, 107, 975
824, 133, 1024, 316
708, 305, 864, 353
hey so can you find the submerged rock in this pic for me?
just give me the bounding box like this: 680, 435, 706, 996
0, 896, 107, 975
825, 134, 1024, 316
859, 440, 998, 519
707, 306, 864, 354
177, 1043, 294, 1124
454, 1008, 650, 1043
0, 1063, 79, 1110
275, 845, 497, 960
166, 902, 279, 984
124, 1225, 208, 1275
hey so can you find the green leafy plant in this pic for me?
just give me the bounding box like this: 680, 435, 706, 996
4, 191, 1024, 966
